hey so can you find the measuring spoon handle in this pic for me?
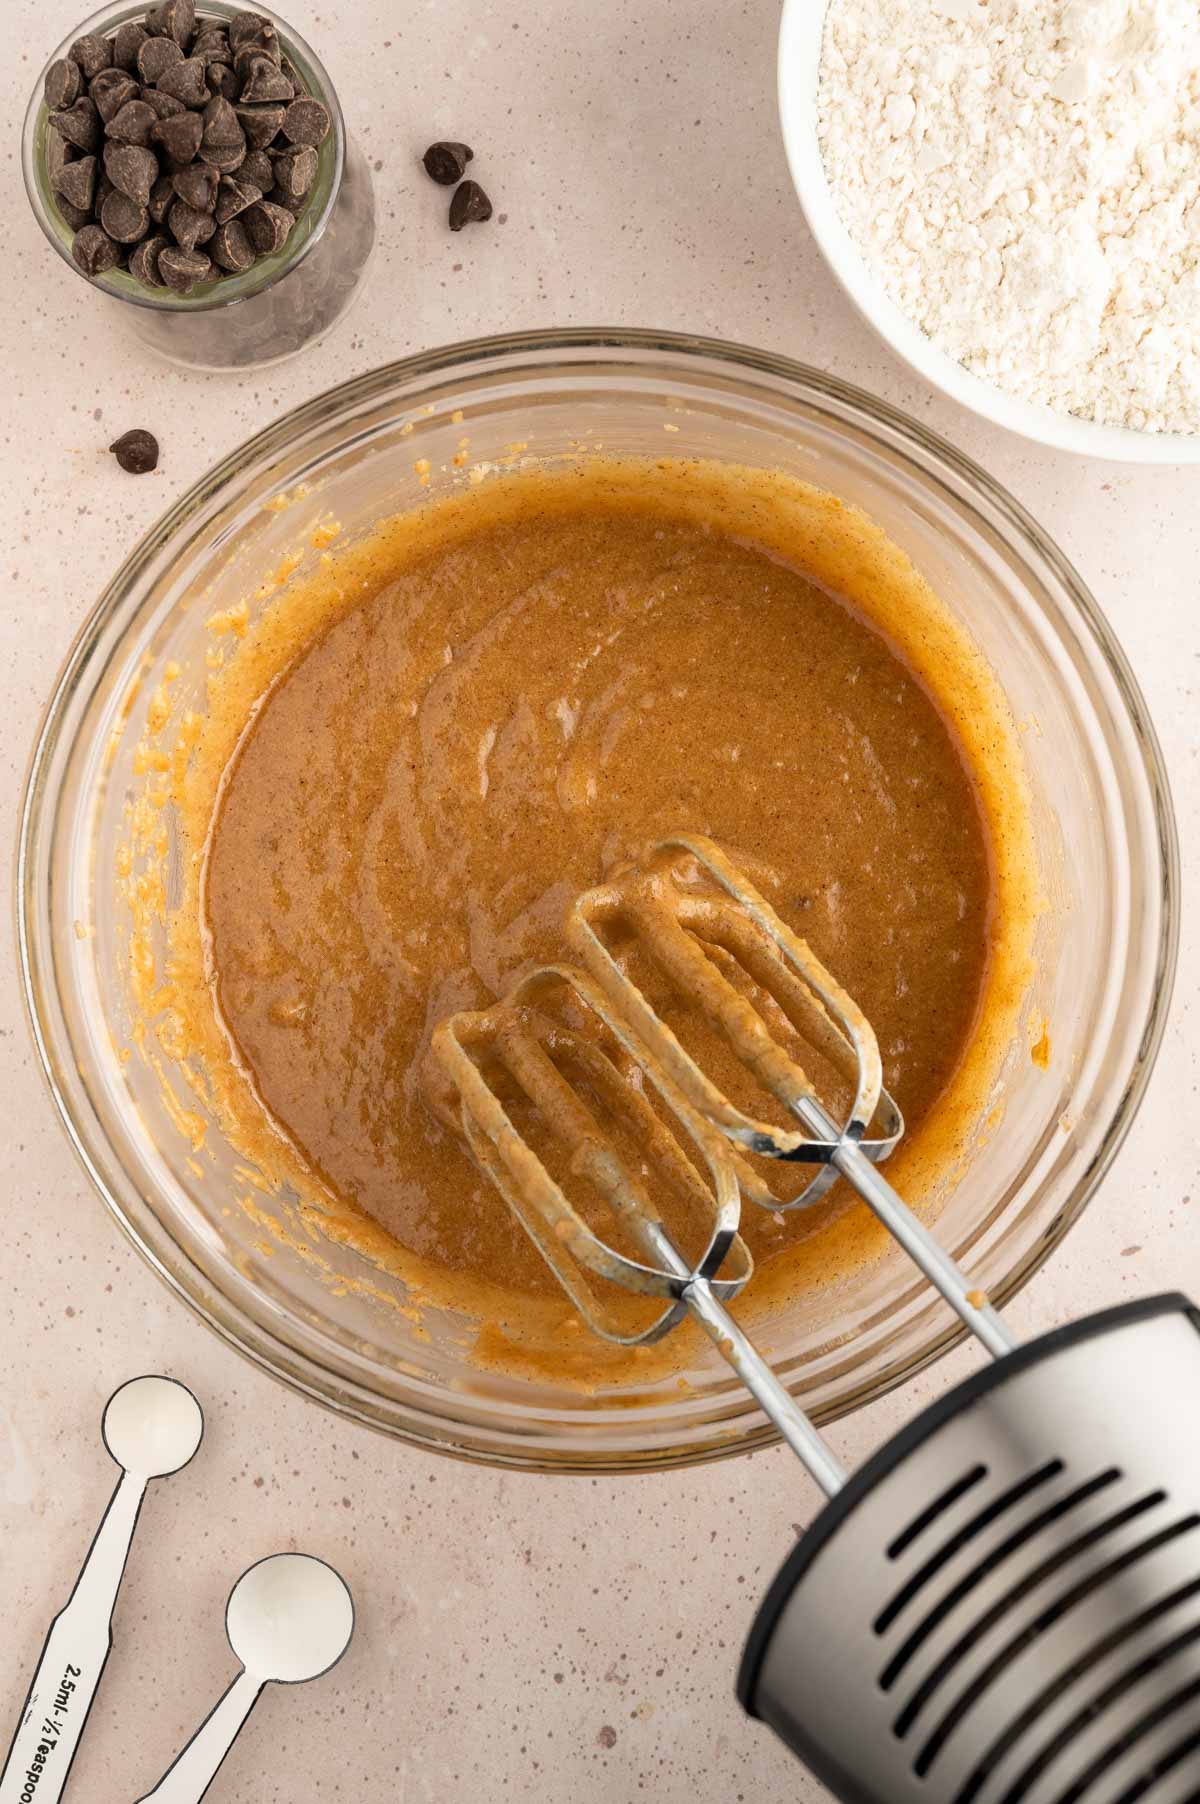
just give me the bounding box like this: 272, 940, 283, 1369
135, 1671, 263, 1804
0, 1469, 147, 1804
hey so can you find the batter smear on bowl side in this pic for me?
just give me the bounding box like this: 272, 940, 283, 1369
161, 458, 1037, 1379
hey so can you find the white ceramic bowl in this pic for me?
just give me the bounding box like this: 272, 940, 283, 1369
777, 0, 1200, 465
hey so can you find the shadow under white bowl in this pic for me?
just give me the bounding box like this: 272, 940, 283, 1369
778, 0, 1200, 465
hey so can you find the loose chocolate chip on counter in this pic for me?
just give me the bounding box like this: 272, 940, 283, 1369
142, 88, 188, 119
50, 97, 101, 153
238, 56, 293, 104
234, 101, 285, 148
129, 232, 170, 285
104, 140, 158, 205
71, 222, 122, 275
45, 58, 83, 110
151, 109, 203, 163
109, 428, 159, 473
89, 68, 139, 123
53, 153, 97, 211
101, 188, 150, 243
147, 0, 196, 47
271, 144, 317, 205
107, 98, 157, 145
211, 216, 254, 270
244, 197, 294, 252
280, 96, 330, 147
157, 56, 210, 105
148, 171, 176, 222
168, 197, 217, 249
239, 146, 274, 191
158, 244, 212, 290
215, 173, 261, 222
207, 63, 241, 101
137, 35, 184, 83
172, 159, 218, 208
113, 22, 149, 71
69, 34, 113, 80
449, 179, 492, 230
423, 140, 472, 185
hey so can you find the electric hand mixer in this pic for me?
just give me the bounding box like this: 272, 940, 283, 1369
434, 835, 1200, 1804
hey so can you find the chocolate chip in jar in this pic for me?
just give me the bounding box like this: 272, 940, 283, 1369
157, 244, 212, 290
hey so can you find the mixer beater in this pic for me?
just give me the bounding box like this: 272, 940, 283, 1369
434, 835, 1200, 1804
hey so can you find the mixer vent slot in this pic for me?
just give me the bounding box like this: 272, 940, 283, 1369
887, 1464, 987, 1561
883, 1469, 1126, 1698
874, 1460, 1065, 1637
911, 1508, 1200, 1779
953, 1575, 1200, 1804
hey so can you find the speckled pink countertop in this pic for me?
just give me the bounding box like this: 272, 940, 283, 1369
3, 3, 1200, 1800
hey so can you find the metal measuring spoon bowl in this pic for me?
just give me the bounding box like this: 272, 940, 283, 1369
0, 1376, 204, 1804
136, 1552, 355, 1803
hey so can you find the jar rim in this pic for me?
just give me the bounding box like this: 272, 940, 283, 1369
22, 0, 346, 313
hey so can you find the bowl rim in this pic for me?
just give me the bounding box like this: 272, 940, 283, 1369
16, 326, 1182, 1468
777, 0, 1200, 465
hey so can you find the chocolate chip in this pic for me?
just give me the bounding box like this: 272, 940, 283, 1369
228, 12, 270, 49
148, 172, 176, 222
157, 56, 210, 105
50, 97, 101, 153
423, 141, 472, 185
101, 188, 150, 243
53, 153, 97, 211
449, 179, 492, 230
172, 160, 218, 208
215, 173, 261, 222
271, 144, 317, 204
151, 109, 203, 163
207, 63, 241, 101
129, 232, 170, 285
104, 141, 158, 205
142, 88, 187, 120
88, 67, 139, 123
244, 198, 293, 252
57, 196, 94, 231
69, 35, 113, 80
239, 146, 274, 191
211, 216, 254, 270
193, 27, 231, 62
158, 244, 211, 290
109, 429, 159, 473
113, 22, 149, 71
72, 223, 122, 275
238, 56, 293, 104
281, 96, 330, 149
234, 101, 285, 148
146, 0, 196, 48
45, 59, 83, 111
107, 98, 157, 146
168, 197, 216, 249
137, 36, 184, 83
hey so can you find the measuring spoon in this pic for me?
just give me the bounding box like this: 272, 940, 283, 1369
135, 1552, 354, 1804
0, 1375, 204, 1804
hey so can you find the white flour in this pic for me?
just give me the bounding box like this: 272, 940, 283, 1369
815, 0, 1200, 434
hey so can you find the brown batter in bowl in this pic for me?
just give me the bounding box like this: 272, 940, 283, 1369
162, 455, 1037, 1382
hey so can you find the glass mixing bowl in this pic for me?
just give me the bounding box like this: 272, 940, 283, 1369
17, 330, 1178, 1471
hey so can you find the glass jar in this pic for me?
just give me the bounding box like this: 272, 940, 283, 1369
22, 0, 374, 371
18, 331, 1178, 1470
